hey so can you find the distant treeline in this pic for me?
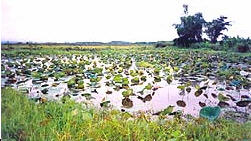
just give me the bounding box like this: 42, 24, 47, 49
1, 41, 163, 46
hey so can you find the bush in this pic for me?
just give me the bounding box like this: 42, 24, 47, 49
155, 43, 167, 48
191, 42, 212, 48
2, 88, 251, 140
237, 43, 250, 53
173, 13, 205, 47
191, 42, 221, 50
221, 36, 251, 52
155, 41, 173, 48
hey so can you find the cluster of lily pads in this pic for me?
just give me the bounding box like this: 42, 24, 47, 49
1, 49, 251, 118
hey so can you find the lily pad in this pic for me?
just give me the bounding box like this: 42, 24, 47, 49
100, 100, 110, 108
199, 86, 207, 90
154, 76, 161, 82
81, 93, 93, 100
106, 90, 112, 94
236, 100, 251, 107
41, 88, 48, 94
199, 106, 221, 121
186, 87, 191, 93
159, 105, 174, 116
129, 70, 138, 77
67, 80, 76, 88
137, 61, 153, 68
122, 89, 133, 97
211, 93, 217, 98
138, 94, 152, 102
218, 101, 230, 108
176, 100, 186, 107
113, 74, 123, 83
122, 78, 129, 85
144, 83, 152, 90
199, 102, 206, 107
218, 93, 230, 102
194, 89, 203, 97
230, 80, 241, 87
241, 95, 250, 99
122, 97, 133, 108
131, 77, 139, 84
140, 76, 147, 82
177, 85, 186, 91
166, 75, 173, 84
77, 84, 84, 89
154, 68, 161, 75
90, 77, 102, 83
105, 75, 111, 79
226, 94, 237, 101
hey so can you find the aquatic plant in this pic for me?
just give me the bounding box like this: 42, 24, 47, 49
199, 106, 221, 121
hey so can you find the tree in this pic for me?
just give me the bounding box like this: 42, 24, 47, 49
205, 16, 231, 43
173, 13, 205, 47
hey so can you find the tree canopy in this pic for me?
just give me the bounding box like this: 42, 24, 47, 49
173, 13, 205, 47
205, 16, 231, 43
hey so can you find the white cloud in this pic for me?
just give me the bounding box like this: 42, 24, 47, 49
1, 0, 251, 42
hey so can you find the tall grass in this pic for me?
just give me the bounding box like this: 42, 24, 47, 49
2, 87, 251, 141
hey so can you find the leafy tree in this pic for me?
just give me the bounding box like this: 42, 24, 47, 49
205, 16, 231, 43
173, 13, 205, 47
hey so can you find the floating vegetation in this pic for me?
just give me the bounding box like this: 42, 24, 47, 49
122, 89, 133, 97
218, 101, 230, 108
177, 100, 186, 107
236, 100, 251, 107
218, 93, 230, 102
1, 47, 250, 118
195, 89, 203, 97
155, 105, 175, 116
199, 106, 221, 121
122, 97, 133, 108
100, 100, 111, 108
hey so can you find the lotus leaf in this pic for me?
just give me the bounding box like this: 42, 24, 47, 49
236, 100, 251, 107
122, 78, 129, 85
140, 76, 147, 82
67, 78, 76, 88
154, 76, 161, 82
100, 101, 110, 108
176, 100, 186, 107
137, 61, 153, 68
177, 85, 186, 90
122, 89, 133, 97
195, 89, 203, 97
199, 106, 221, 121
160, 105, 174, 116
166, 75, 173, 84
113, 74, 123, 83
131, 77, 139, 84
122, 97, 133, 108
144, 83, 152, 90
218, 93, 230, 102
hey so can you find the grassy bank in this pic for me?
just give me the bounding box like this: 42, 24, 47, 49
2, 44, 251, 57
1, 88, 251, 141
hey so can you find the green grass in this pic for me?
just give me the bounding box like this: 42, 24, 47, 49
2, 44, 251, 57
2, 87, 251, 141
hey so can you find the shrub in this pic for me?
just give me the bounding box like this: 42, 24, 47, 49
155, 43, 167, 48
191, 42, 222, 50
237, 43, 250, 53
221, 36, 251, 52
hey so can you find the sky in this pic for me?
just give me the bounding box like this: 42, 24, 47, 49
1, 0, 251, 42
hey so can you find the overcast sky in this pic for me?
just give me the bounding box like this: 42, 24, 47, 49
1, 0, 251, 42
